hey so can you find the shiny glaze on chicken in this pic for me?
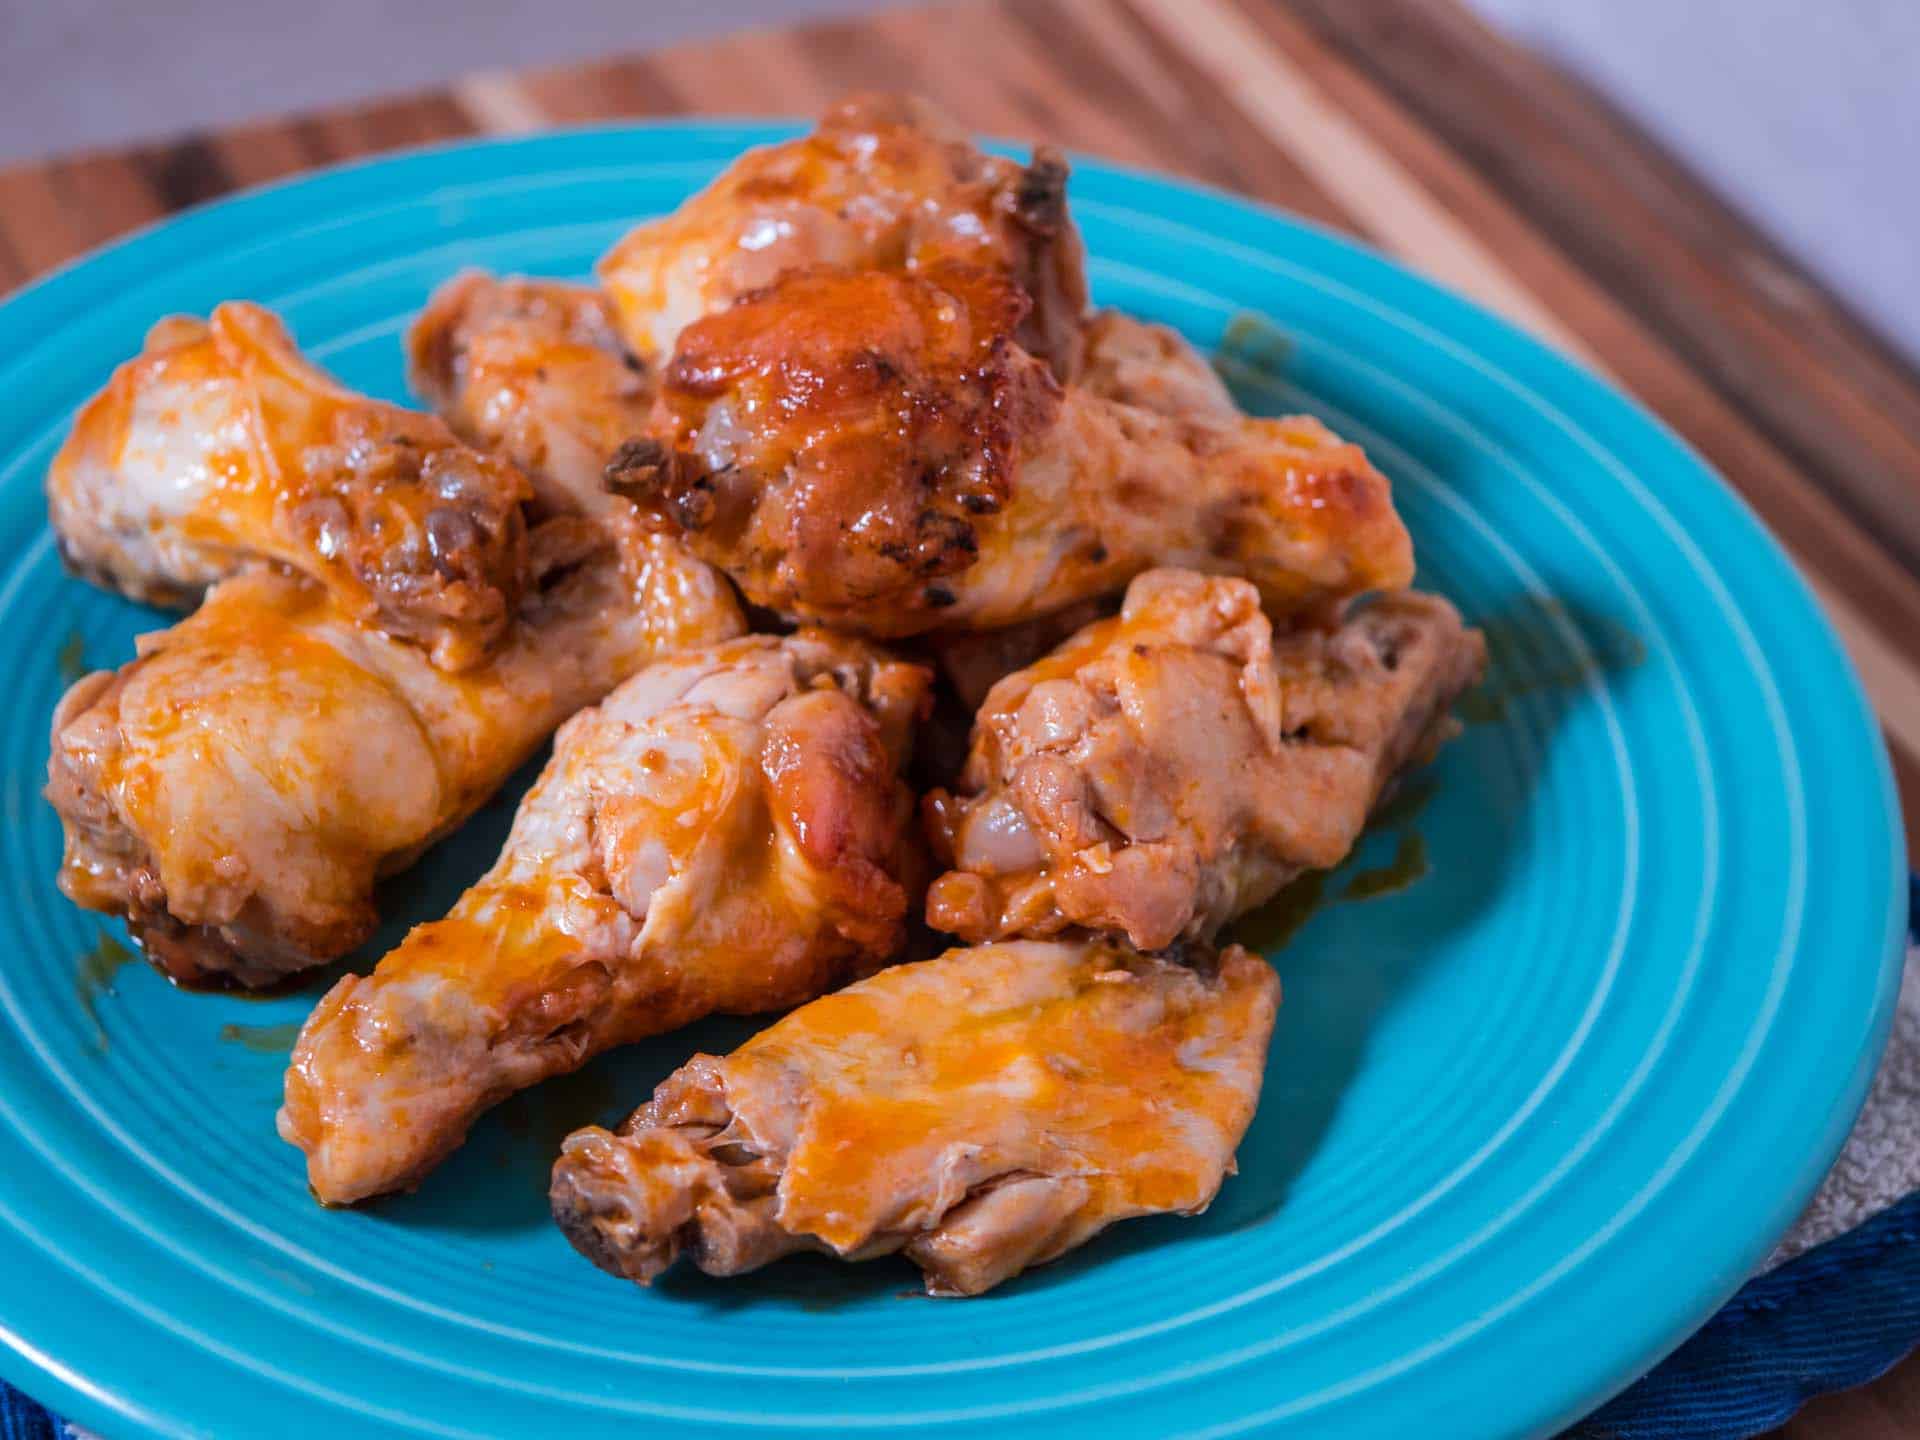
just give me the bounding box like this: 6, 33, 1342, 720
598, 93, 1088, 381
46, 523, 742, 989
916, 312, 1237, 707
48, 303, 531, 670
551, 935, 1277, 1296
408, 273, 652, 518
621, 263, 1413, 637
280, 630, 929, 1204
924, 570, 1486, 950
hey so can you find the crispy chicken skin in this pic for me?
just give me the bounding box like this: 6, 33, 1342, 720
550, 936, 1278, 1296
618, 263, 1413, 638
598, 93, 1089, 381
924, 570, 1486, 950
279, 631, 930, 1204
408, 273, 652, 518
46, 525, 742, 989
48, 304, 532, 670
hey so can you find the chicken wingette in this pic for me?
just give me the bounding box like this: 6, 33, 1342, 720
46, 522, 741, 988
48, 303, 531, 670
280, 630, 930, 1204
924, 569, 1485, 950
551, 936, 1278, 1296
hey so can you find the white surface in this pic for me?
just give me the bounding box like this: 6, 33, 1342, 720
1471, 0, 1920, 365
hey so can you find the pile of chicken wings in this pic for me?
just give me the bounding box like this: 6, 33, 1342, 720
43, 95, 1484, 1297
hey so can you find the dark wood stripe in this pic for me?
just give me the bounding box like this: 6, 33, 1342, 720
0, 223, 28, 292
583, 56, 697, 118
133, 133, 238, 214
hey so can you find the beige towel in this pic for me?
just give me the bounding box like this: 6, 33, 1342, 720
1765, 938, 1920, 1269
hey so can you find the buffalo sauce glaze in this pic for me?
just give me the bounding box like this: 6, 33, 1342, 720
732, 939, 1279, 1253
50, 303, 531, 669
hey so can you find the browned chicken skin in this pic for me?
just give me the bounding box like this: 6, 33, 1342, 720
279, 631, 930, 1204
598, 93, 1088, 382
46, 525, 742, 989
924, 570, 1486, 950
408, 273, 653, 519
551, 935, 1278, 1296
47, 304, 532, 670
916, 312, 1236, 707
618, 263, 1413, 637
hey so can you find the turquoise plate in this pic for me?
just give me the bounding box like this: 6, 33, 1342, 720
0, 125, 1903, 1440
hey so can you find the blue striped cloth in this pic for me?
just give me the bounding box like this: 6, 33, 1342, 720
7, 880, 1917, 1440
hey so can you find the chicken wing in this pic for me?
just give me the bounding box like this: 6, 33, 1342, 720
46, 522, 742, 989
408, 273, 652, 519
614, 263, 1413, 638
550, 935, 1277, 1296
279, 630, 930, 1204
924, 570, 1486, 951
48, 303, 531, 669
597, 93, 1088, 380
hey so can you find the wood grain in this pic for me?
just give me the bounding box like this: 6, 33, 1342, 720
0, 2, 1913, 1429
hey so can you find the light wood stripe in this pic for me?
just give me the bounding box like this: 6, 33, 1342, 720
452, 71, 550, 136
1130, 0, 1594, 363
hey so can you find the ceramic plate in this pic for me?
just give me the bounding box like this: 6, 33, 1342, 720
0, 124, 1903, 1439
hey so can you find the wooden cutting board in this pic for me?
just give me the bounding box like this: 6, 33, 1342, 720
1, 2, 1914, 1432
